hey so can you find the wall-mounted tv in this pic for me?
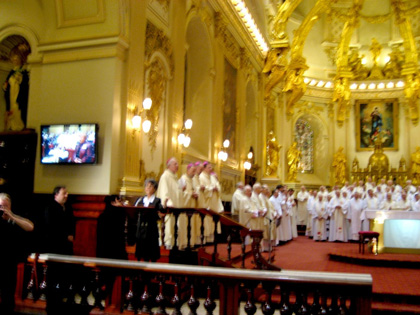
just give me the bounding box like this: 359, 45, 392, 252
40, 123, 98, 164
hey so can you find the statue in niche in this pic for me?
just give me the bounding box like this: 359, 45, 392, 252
286, 141, 301, 182
3, 43, 30, 131
411, 147, 420, 185
265, 131, 281, 177
332, 147, 347, 186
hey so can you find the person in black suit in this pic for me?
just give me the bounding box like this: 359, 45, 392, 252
134, 179, 163, 262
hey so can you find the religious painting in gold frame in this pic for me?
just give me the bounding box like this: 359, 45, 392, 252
355, 99, 398, 151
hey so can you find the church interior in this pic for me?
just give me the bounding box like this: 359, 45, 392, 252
2, 0, 420, 314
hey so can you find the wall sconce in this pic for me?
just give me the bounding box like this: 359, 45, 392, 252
131, 98, 152, 135
218, 139, 230, 162
244, 146, 254, 170
177, 119, 193, 148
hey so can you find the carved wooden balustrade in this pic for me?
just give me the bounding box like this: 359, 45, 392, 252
124, 206, 279, 270
26, 253, 372, 315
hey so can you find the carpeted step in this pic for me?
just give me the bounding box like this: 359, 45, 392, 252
372, 300, 420, 314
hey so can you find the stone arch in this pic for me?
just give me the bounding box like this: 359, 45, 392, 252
184, 15, 214, 158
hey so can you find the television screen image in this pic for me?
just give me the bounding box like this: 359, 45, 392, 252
41, 123, 98, 164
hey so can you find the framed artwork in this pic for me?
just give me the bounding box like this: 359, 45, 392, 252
355, 99, 398, 151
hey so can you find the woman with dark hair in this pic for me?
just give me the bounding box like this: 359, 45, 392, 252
134, 179, 163, 262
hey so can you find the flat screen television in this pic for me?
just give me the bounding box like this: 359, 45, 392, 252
40, 123, 98, 164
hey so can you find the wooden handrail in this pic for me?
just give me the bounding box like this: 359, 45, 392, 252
28, 253, 372, 315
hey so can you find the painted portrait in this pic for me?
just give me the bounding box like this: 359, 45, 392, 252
356, 99, 398, 151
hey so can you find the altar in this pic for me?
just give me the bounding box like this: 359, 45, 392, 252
361, 210, 420, 254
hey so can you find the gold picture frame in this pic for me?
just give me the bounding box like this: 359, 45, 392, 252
355, 99, 398, 151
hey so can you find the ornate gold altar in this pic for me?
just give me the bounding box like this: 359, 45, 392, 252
351, 140, 409, 186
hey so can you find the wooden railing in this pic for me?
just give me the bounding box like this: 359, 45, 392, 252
124, 206, 280, 270
23, 253, 372, 315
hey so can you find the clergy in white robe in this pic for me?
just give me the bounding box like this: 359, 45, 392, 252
179, 163, 200, 247
157, 158, 182, 248
391, 193, 411, 211
231, 182, 244, 217
276, 187, 292, 243
269, 189, 282, 244
412, 193, 420, 212
380, 193, 393, 211
297, 186, 310, 226
328, 191, 348, 242
199, 162, 223, 243
349, 192, 365, 241
305, 190, 316, 237
259, 185, 276, 251
287, 189, 298, 238
313, 194, 328, 241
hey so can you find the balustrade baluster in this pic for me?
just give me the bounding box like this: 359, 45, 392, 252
125, 278, 135, 311
187, 210, 193, 249
241, 232, 246, 268
318, 295, 328, 315
227, 231, 232, 260
200, 213, 205, 247
92, 269, 104, 310
310, 291, 320, 315
170, 281, 182, 315
155, 277, 167, 315
66, 283, 76, 305
80, 284, 90, 306
203, 285, 216, 315
187, 283, 200, 315
38, 264, 47, 301
327, 295, 339, 314
212, 216, 220, 264
337, 296, 349, 315
26, 263, 37, 300
243, 284, 256, 315
297, 293, 309, 315
279, 290, 291, 315
173, 211, 180, 252
261, 283, 275, 315
139, 283, 152, 314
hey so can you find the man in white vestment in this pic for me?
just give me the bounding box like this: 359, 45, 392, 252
328, 190, 348, 242
157, 157, 182, 248
287, 188, 298, 238
193, 161, 205, 210
305, 190, 316, 237
380, 193, 393, 210
297, 185, 309, 226
260, 185, 276, 251
391, 192, 411, 211
179, 163, 199, 247
231, 182, 244, 218
412, 193, 420, 212
405, 180, 417, 202
269, 189, 282, 245
362, 189, 378, 230
379, 178, 387, 192
349, 192, 365, 241
276, 185, 292, 243
313, 193, 328, 241
199, 162, 224, 243
365, 176, 374, 192
354, 180, 366, 198
375, 185, 385, 205
340, 181, 351, 195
